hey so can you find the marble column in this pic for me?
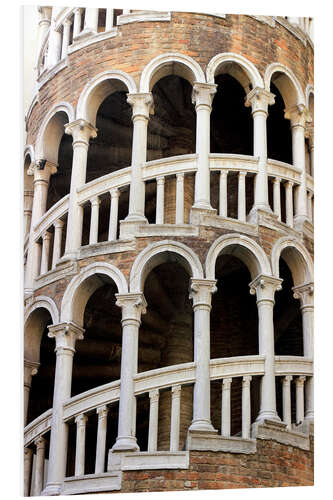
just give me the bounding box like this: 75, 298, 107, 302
192, 82, 217, 211
112, 293, 147, 452
40, 231, 52, 275
24, 360, 39, 426
73, 8, 82, 38
249, 275, 283, 422
108, 188, 120, 241
293, 282, 314, 421
155, 176, 165, 224
64, 120, 97, 259
46, 14, 62, 68
123, 93, 153, 227
273, 177, 281, 221
95, 406, 109, 473
52, 219, 64, 269
75, 414, 88, 476
42, 322, 84, 496
33, 436, 46, 496
24, 447, 33, 497
285, 105, 311, 229
189, 278, 217, 433
61, 19, 71, 59
36, 6, 51, 66
246, 88, 275, 218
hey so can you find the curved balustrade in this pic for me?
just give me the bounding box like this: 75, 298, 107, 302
30, 154, 313, 283
24, 355, 313, 493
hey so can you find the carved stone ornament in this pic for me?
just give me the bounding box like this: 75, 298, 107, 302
249, 274, 283, 297
245, 87, 275, 113
126, 93, 154, 118
191, 82, 217, 108
65, 119, 98, 142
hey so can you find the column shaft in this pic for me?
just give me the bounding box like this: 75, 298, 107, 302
73, 8, 82, 38
221, 378, 232, 437
273, 177, 281, 221
219, 171, 228, 217
242, 376, 252, 438
108, 189, 120, 241
148, 390, 159, 452
105, 9, 114, 30
89, 197, 100, 244
40, 232, 52, 275
61, 19, 71, 59
33, 437, 46, 496
238, 172, 246, 222
176, 173, 184, 224
285, 181, 294, 227
75, 414, 87, 476
296, 376, 306, 425
95, 406, 109, 474
84, 8, 99, 33
155, 177, 165, 224
170, 386, 181, 452
52, 219, 64, 269
282, 376, 292, 429
24, 448, 33, 497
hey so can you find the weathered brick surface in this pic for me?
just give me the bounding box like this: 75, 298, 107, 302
26, 13, 313, 146
118, 437, 314, 493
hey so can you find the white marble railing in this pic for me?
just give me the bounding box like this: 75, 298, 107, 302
31, 154, 311, 280
24, 355, 313, 490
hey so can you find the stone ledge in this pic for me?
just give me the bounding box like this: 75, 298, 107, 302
138, 223, 199, 237
62, 472, 122, 495
186, 431, 257, 454
79, 239, 135, 258
117, 11, 171, 25
252, 419, 311, 451
196, 212, 258, 236
34, 260, 78, 290
123, 451, 189, 470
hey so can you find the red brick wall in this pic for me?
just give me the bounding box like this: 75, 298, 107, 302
26, 13, 313, 146
119, 437, 314, 493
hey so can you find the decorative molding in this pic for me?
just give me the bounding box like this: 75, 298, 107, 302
37, 57, 68, 90
117, 11, 171, 25
187, 431, 256, 454
62, 472, 122, 495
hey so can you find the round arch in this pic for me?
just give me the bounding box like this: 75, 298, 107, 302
264, 62, 305, 108
140, 52, 206, 93
271, 237, 313, 286
61, 262, 128, 326
205, 234, 271, 280
130, 240, 204, 293
24, 144, 35, 164
306, 84, 314, 108
35, 101, 75, 164
76, 70, 137, 126
24, 296, 59, 362
206, 52, 263, 92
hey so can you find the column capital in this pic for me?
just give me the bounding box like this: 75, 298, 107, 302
242, 375, 252, 384
156, 175, 165, 185
30, 159, 58, 181
54, 218, 64, 230
149, 389, 160, 403
42, 231, 52, 241
284, 104, 311, 127
48, 321, 84, 352
192, 82, 217, 109
115, 293, 147, 322
110, 188, 120, 199
127, 93, 154, 119
189, 278, 217, 309
24, 359, 40, 376
295, 375, 306, 386
171, 385, 182, 397
222, 377, 232, 387
34, 436, 46, 449
90, 195, 100, 206
283, 375, 293, 383
292, 282, 314, 307
273, 176, 281, 184
238, 170, 247, 178
65, 119, 98, 143
245, 87, 275, 113
249, 274, 283, 302
63, 18, 72, 28
97, 405, 109, 419
75, 413, 88, 425
176, 172, 185, 180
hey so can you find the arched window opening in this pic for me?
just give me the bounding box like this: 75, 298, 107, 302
211, 74, 252, 155
267, 82, 292, 164
136, 261, 193, 451
210, 254, 259, 436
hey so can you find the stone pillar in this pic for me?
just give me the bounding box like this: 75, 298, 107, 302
295, 376, 306, 425
170, 386, 181, 452
24, 360, 39, 426
246, 88, 275, 218
285, 181, 294, 228
108, 188, 120, 241
282, 375, 292, 429
40, 231, 52, 275
36, 6, 51, 65
95, 406, 109, 474
249, 275, 283, 423
83, 8, 99, 34
46, 14, 62, 68
24, 447, 33, 497
89, 196, 100, 245
155, 176, 165, 224
105, 9, 114, 30
189, 279, 217, 433
64, 120, 97, 259
75, 414, 88, 476
25, 161, 57, 293
112, 294, 147, 452
219, 171, 228, 217
52, 219, 64, 269
242, 376, 252, 438
285, 105, 311, 230
237, 171, 247, 222
273, 177, 281, 221
122, 93, 153, 232
308, 128, 314, 177
307, 192, 313, 223
221, 377, 232, 437
61, 19, 71, 59
73, 8, 82, 38
293, 283, 314, 421
42, 322, 84, 496
33, 437, 46, 496
148, 389, 160, 452
192, 82, 216, 211
176, 173, 185, 224
24, 190, 34, 236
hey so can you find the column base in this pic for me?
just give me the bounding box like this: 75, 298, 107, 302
111, 436, 140, 453
119, 218, 148, 238
41, 481, 63, 496
247, 205, 274, 224
293, 214, 310, 232
189, 206, 217, 225
255, 410, 281, 424
188, 418, 217, 433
